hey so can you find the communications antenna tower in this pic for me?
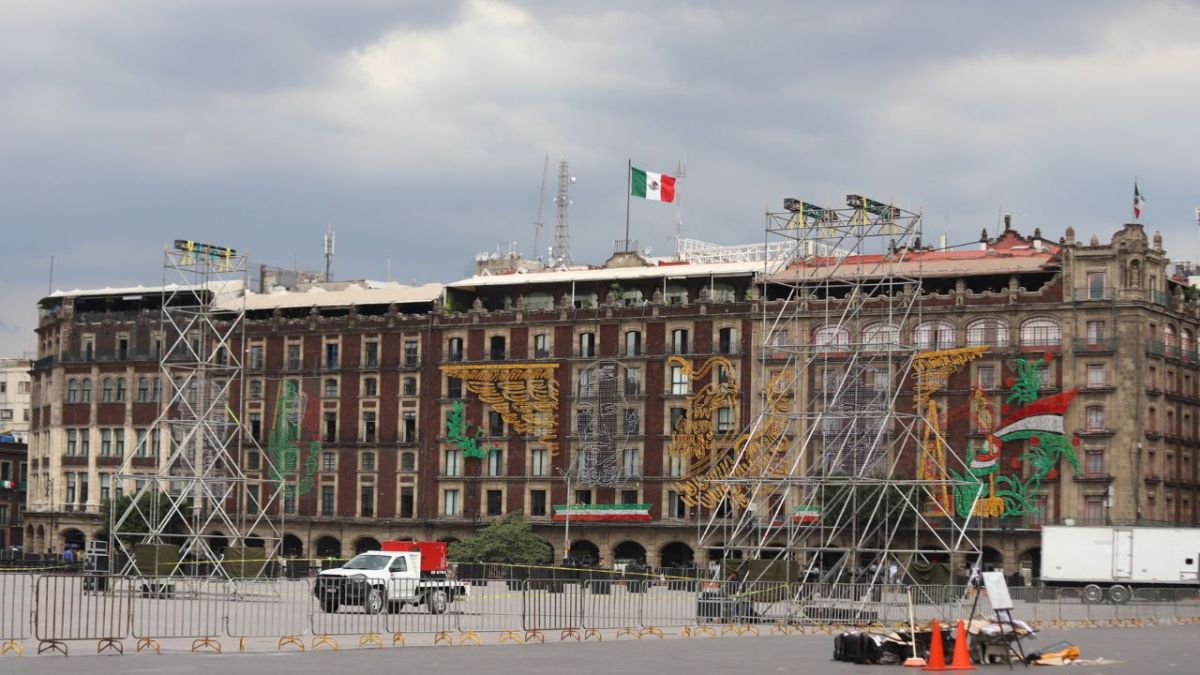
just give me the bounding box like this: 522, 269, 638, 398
112, 240, 280, 579
551, 159, 573, 266
697, 196, 980, 602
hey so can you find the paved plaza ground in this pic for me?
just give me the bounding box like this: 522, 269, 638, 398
1, 625, 1196, 674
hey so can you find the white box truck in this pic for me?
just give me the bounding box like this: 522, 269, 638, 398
1041, 525, 1200, 603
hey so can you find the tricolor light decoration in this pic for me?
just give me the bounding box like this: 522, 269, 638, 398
993, 389, 1079, 440
552, 503, 652, 522
792, 504, 821, 524
0, 480, 14, 489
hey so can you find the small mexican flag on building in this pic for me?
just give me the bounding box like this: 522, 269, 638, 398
553, 503, 653, 522
630, 166, 676, 203
792, 504, 821, 524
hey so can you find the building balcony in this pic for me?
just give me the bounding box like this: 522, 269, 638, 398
1072, 338, 1117, 354
1144, 474, 1162, 486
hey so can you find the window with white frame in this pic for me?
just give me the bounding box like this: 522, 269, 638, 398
966, 318, 1009, 347
445, 449, 462, 476
444, 489, 461, 516
487, 449, 504, 477
670, 365, 689, 395
813, 325, 849, 353
1086, 405, 1105, 432
1020, 318, 1061, 346
1086, 364, 1106, 388
622, 448, 640, 478
863, 323, 899, 351
530, 448, 548, 477
914, 320, 956, 350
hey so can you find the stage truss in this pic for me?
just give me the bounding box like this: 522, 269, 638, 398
112, 241, 281, 579
698, 197, 982, 591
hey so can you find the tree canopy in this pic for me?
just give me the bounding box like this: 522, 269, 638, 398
96, 491, 186, 546
447, 513, 553, 565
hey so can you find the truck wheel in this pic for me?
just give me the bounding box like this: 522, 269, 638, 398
1082, 584, 1103, 604
427, 589, 449, 614
1108, 584, 1131, 604
322, 597, 340, 613
366, 586, 386, 614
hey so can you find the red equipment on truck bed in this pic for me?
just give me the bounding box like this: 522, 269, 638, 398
381, 541, 448, 574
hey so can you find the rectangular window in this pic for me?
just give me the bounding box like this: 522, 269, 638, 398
400, 487, 415, 518
577, 409, 594, 435
575, 489, 592, 505
486, 489, 503, 516
1087, 364, 1106, 388
668, 490, 686, 518
447, 337, 464, 362
620, 489, 638, 505
362, 451, 376, 471
1087, 271, 1106, 299
403, 411, 417, 443
445, 449, 461, 476
284, 488, 296, 515
1085, 450, 1104, 477
670, 365, 689, 395
246, 484, 259, 515
402, 377, 416, 396
530, 489, 547, 517
321, 485, 335, 516
621, 448, 640, 478
66, 473, 77, 503
287, 343, 301, 370
135, 428, 148, 458
716, 407, 734, 432
404, 340, 419, 367
248, 379, 263, 399
579, 332, 595, 358
249, 413, 262, 440
624, 330, 641, 357
322, 452, 336, 471
365, 377, 378, 397
1087, 320, 1106, 344
624, 408, 640, 435
401, 452, 416, 472
447, 377, 463, 399
364, 341, 379, 368
80, 429, 89, 456
323, 412, 337, 442
325, 342, 340, 369
488, 410, 505, 437
1084, 495, 1105, 525
533, 334, 550, 359
718, 327, 737, 354
530, 449, 548, 477
249, 345, 264, 370
977, 365, 996, 390
667, 454, 684, 478
489, 335, 506, 361
1087, 407, 1105, 432
362, 412, 377, 442
360, 485, 375, 518
444, 489, 461, 516
625, 367, 641, 396
79, 472, 89, 503
100, 474, 111, 503
66, 429, 77, 456
487, 449, 504, 477
669, 407, 686, 433
150, 430, 160, 458
671, 329, 689, 355
115, 429, 124, 457
324, 378, 338, 397
1037, 365, 1053, 389
247, 451, 260, 470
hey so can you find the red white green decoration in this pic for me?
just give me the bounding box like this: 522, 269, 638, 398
792, 505, 821, 524
553, 504, 652, 522
0, 480, 14, 490
630, 166, 676, 203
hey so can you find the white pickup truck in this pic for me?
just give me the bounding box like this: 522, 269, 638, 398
313, 550, 470, 614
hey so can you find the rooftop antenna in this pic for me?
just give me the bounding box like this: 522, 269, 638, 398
552, 159, 574, 266
532, 154, 549, 260
323, 224, 335, 282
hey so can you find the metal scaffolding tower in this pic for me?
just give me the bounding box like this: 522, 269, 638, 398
551, 160, 573, 266
698, 196, 980, 596
112, 240, 280, 579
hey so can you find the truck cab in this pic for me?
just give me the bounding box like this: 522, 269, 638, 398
313, 546, 468, 614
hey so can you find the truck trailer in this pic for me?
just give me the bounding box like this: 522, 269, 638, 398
1041, 525, 1200, 603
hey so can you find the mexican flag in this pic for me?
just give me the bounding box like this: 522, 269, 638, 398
0, 480, 13, 489
553, 503, 652, 522
630, 167, 676, 203
792, 504, 821, 524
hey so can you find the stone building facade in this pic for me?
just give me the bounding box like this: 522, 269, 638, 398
20, 222, 1200, 575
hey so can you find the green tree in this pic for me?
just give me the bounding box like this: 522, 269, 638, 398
96, 491, 186, 547
447, 512, 553, 564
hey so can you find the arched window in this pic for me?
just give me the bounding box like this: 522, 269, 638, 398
81, 378, 92, 402
1086, 405, 1105, 432
102, 377, 114, 402
1020, 318, 1061, 347
1183, 329, 1194, 356
966, 318, 1009, 348
1165, 324, 1177, 349
67, 378, 79, 403
813, 325, 850, 353
914, 320, 956, 351
862, 323, 900, 352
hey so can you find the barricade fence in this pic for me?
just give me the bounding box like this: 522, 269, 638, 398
4, 571, 1200, 653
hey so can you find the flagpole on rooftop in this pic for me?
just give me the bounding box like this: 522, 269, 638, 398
625, 159, 632, 250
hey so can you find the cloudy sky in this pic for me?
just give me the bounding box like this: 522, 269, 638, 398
3, 0, 1200, 356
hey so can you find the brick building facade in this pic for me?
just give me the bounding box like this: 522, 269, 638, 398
20, 222, 1200, 575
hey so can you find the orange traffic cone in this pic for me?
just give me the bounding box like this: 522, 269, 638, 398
947, 620, 977, 671
922, 620, 946, 671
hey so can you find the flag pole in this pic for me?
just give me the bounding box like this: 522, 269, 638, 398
625, 159, 632, 250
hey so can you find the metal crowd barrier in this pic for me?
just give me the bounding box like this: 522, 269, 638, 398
0, 574, 33, 654
33, 575, 131, 655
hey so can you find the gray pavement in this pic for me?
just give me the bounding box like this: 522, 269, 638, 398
0, 625, 1196, 674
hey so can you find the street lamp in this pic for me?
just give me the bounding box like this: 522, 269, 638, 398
1104, 474, 1114, 526
557, 467, 572, 564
